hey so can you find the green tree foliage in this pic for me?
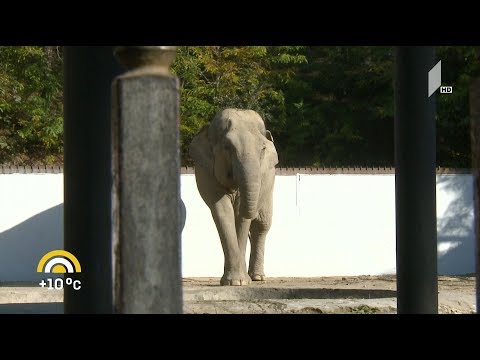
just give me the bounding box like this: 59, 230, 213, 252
0, 46, 63, 164
1, 46, 478, 168
276, 46, 395, 166
437, 46, 480, 167
171, 46, 307, 164
174, 46, 479, 168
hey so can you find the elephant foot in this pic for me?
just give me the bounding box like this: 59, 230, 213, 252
249, 273, 266, 281
220, 271, 251, 286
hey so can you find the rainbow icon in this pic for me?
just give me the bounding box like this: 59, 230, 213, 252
37, 250, 81, 274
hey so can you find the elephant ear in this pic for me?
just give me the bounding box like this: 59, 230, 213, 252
189, 125, 214, 175
265, 130, 279, 168
265, 130, 274, 142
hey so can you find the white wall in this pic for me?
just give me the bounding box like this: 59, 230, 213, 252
0, 173, 475, 281
182, 173, 475, 277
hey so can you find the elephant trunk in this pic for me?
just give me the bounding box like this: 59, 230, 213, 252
236, 158, 261, 219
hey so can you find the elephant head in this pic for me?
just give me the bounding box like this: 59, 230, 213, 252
189, 109, 278, 219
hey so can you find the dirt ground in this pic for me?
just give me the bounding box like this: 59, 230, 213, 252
183, 275, 477, 314
0, 275, 476, 314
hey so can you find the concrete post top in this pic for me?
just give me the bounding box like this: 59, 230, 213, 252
114, 46, 177, 77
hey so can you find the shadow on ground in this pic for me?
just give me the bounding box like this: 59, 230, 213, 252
0, 302, 63, 314
184, 287, 396, 301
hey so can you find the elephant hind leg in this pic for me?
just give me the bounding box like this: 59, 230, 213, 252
248, 220, 270, 281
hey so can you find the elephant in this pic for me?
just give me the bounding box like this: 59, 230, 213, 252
189, 108, 278, 286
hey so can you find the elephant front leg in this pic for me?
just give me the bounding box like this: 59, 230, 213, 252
235, 216, 252, 260
211, 197, 251, 286
248, 221, 269, 281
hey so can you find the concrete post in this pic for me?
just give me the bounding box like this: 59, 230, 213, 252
111, 46, 183, 313
470, 76, 480, 313
394, 47, 438, 314
63, 47, 122, 314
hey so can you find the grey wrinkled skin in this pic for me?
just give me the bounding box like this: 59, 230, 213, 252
189, 109, 278, 286
180, 198, 186, 232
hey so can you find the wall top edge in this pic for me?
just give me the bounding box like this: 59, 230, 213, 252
0, 165, 472, 175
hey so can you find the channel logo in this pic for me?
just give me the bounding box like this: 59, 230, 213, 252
37, 250, 81, 274
428, 60, 453, 97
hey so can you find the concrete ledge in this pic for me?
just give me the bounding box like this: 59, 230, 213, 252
0, 276, 475, 314
182, 276, 476, 314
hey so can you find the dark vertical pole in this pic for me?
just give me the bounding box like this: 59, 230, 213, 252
470, 76, 480, 313
63, 47, 122, 313
394, 46, 438, 314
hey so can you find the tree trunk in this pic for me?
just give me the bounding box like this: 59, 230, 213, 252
471, 75, 480, 314
44, 46, 57, 71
